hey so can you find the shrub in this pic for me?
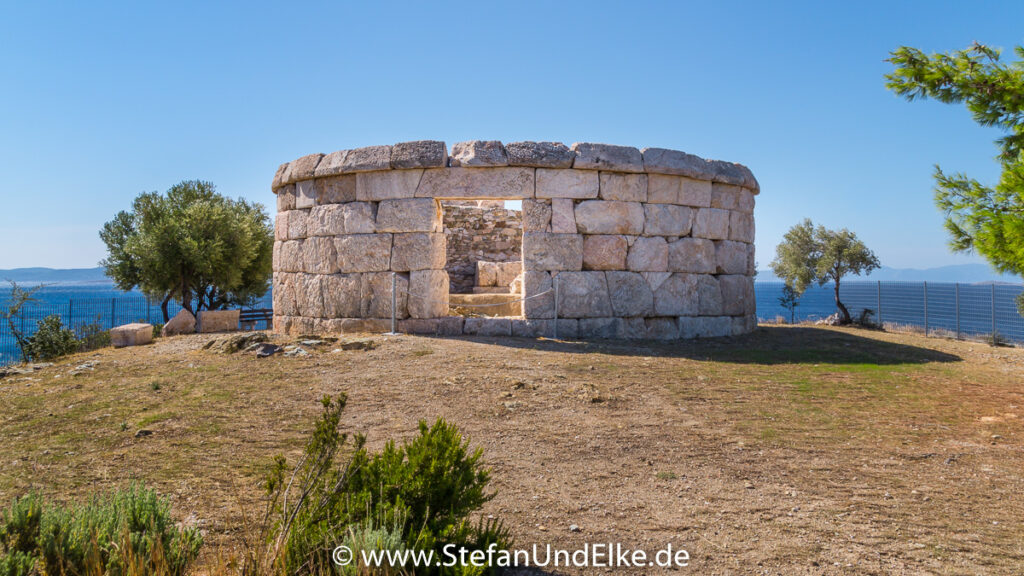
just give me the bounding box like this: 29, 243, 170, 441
76, 320, 111, 352
25, 315, 79, 361
0, 485, 201, 576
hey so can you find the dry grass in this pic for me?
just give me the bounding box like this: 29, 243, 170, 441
1, 325, 1022, 574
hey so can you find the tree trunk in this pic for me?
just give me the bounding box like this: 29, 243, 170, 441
834, 280, 851, 324
161, 294, 171, 323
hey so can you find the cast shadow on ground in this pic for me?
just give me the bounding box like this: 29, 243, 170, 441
441, 325, 962, 365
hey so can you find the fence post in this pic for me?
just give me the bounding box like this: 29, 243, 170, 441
955, 283, 960, 340
991, 283, 996, 337
553, 273, 559, 340
877, 281, 882, 326
923, 281, 928, 337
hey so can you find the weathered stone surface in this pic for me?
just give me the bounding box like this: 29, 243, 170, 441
161, 309, 195, 336
391, 233, 446, 271
555, 271, 612, 318
522, 271, 554, 318
626, 236, 668, 272
573, 200, 644, 235
716, 240, 749, 274
339, 318, 391, 333
343, 145, 392, 173
505, 141, 574, 168
293, 274, 325, 317
316, 175, 357, 204
746, 243, 756, 276
692, 208, 730, 240
356, 170, 423, 201
295, 180, 317, 209
606, 271, 654, 316
450, 140, 508, 167
696, 275, 722, 316
408, 269, 449, 318
272, 273, 297, 316
647, 174, 712, 207
737, 188, 755, 213
314, 150, 349, 178
582, 234, 627, 270
477, 261, 520, 287
719, 274, 755, 316
522, 233, 583, 271
711, 184, 743, 211
198, 310, 240, 334
644, 204, 693, 236
709, 160, 759, 192
571, 143, 644, 173
284, 210, 307, 239
360, 272, 408, 319
731, 314, 758, 336
303, 237, 338, 274
641, 148, 715, 180
678, 316, 733, 339
535, 169, 599, 199
274, 213, 288, 241
111, 323, 153, 347
278, 240, 304, 272
668, 237, 716, 273
399, 316, 465, 336
599, 173, 647, 202
641, 271, 672, 292
510, 318, 579, 338
729, 211, 754, 242
644, 317, 679, 340
342, 202, 377, 234
577, 317, 619, 339
320, 274, 361, 318
416, 167, 534, 199
375, 198, 440, 232
652, 273, 699, 316
462, 317, 513, 336
285, 153, 324, 184
551, 198, 577, 233
272, 162, 289, 191
391, 141, 448, 169
276, 184, 296, 211
335, 234, 392, 273
522, 199, 551, 231
308, 204, 346, 236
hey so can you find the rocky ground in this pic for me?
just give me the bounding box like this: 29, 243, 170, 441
1, 325, 1022, 574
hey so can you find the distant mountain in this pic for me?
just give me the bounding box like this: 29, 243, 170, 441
0, 267, 110, 284
757, 264, 1021, 284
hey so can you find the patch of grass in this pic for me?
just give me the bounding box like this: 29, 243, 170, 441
655, 471, 677, 481
411, 348, 434, 357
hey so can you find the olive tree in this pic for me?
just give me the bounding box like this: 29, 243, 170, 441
100, 180, 273, 322
770, 219, 880, 324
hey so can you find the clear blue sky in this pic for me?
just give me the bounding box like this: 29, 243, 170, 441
1, 1, 1022, 272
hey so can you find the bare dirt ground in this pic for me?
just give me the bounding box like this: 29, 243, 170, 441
1, 325, 1022, 574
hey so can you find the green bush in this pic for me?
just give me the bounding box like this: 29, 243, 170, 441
26, 315, 79, 361
0, 485, 202, 576
76, 320, 112, 352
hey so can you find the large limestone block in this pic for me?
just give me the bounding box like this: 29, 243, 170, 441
511, 318, 579, 338
692, 208, 730, 240
111, 323, 153, 347
276, 184, 296, 211
652, 273, 699, 316
582, 234, 627, 270
285, 153, 324, 184
644, 317, 679, 340
599, 173, 647, 202
272, 162, 289, 191
626, 236, 668, 272
356, 170, 423, 201
667, 238, 716, 273
555, 271, 612, 318
709, 160, 759, 192
161, 309, 196, 336
522, 271, 554, 318
274, 213, 288, 241
273, 273, 298, 316
551, 198, 577, 233
577, 317, 619, 339
463, 317, 513, 336
342, 202, 377, 234
343, 145, 392, 173
505, 141, 574, 168
375, 198, 441, 232
647, 174, 712, 207
416, 167, 534, 199
606, 271, 654, 316
716, 240, 749, 274
278, 240, 305, 273
320, 274, 361, 318
731, 314, 758, 336
391, 233, 446, 271
737, 188, 756, 213
640, 148, 715, 181
198, 310, 240, 333
313, 150, 348, 178
295, 180, 317, 209
286, 210, 308, 239
696, 275, 722, 316
729, 211, 754, 243
308, 204, 346, 236
391, 141, 448, 169
340, 318, 391, 333
302, 237, 339, 274
522, 233, 583, 271
450, 140, 509, 167
335, 234, 392, 273
644, 204, 693, 236
719, 274, 756, 316
746, 243, 757, 276
360, 272, 409, 319
571, 142, 644, 173
573, 200, 644, 235
535, 169, 598, 199
711, 184, 745, 211
316, 174, 357, 204
399, 317, 465, 336
293, 273, 326, 317
678, 316, 733, 339
522, 199, 552, 231
408, 269, 449, 318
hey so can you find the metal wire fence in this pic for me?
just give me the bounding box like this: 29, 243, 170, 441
1, 293, 273, 366
756, 280, 1024, 344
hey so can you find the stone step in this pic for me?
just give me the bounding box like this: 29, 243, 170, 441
449, 293, 523, 318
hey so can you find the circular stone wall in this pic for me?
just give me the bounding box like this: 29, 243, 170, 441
270, 140, 758, 339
